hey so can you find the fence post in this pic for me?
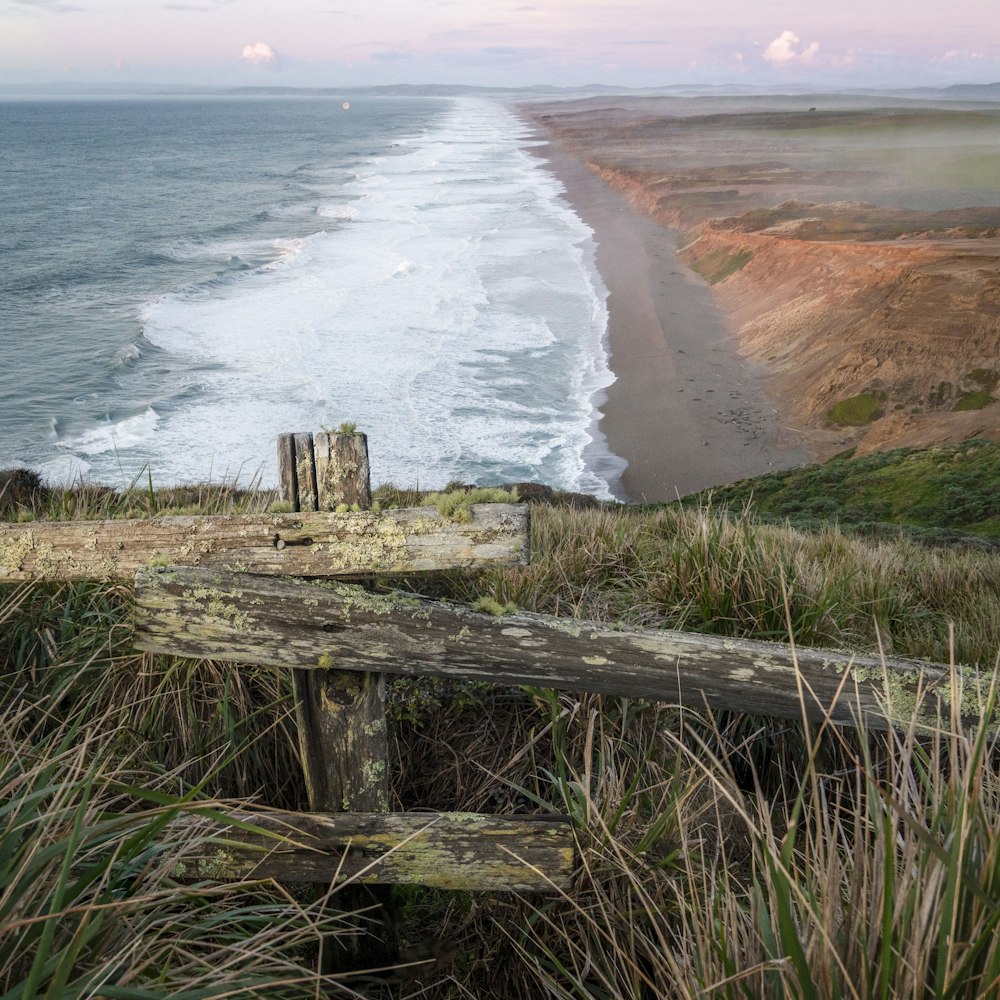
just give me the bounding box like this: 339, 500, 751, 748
279, 430, 395, 965
295, 430, 388, 813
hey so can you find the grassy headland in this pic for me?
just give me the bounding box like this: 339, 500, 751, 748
3, 460, 1000, 996
684, 438, 1000, 543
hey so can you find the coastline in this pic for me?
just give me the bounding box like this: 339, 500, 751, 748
522, 121, 809, 502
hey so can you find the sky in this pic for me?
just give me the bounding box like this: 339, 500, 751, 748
2, 0, 999, 90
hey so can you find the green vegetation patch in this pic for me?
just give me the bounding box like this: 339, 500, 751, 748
683, 440, 1000, 542
6, 467, 1000, 994
827, 393, 882, 426
955, 390, 996, 412
929, 381, 953, 408
422, 486, 520, 523
687, 248, 754, 285
967, 368, 1000, 390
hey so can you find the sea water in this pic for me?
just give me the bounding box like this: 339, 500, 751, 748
1, 96, 621, 497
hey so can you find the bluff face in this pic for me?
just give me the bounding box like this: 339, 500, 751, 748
529, 98, 1000, 460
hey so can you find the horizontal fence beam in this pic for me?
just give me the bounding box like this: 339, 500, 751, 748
133, 567, 994, 733
172, 810, 574, 892
0, 505, 527, 581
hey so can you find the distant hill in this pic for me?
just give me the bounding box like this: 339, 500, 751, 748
6, 80, 998, 103
683, 441, 1000, 544
902, 82, 1000, 102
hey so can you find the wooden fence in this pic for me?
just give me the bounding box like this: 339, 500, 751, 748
2, 430, 995, 932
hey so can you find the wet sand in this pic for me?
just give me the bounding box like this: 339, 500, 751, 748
526, 135, 809, 502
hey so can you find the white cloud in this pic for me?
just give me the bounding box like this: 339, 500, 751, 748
938, 48, 988, 62
241, 41, 276, 65
763, 30, 819, 66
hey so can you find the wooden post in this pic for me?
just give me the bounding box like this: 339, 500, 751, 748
282, 430, 395, 966
0, 504, 528, 582
276, 434, 298, 508
293, 432, 318, 514
315, 431, 372, 511
136, 566, 999, 736
290, 431, 388, 812
170, 811, 575, 891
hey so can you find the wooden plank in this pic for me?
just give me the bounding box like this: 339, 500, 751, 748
0, 504, 528, 581
315, 431, 372, 511
173, 810, 574, 892
134, 566, 995, 733
292, 433, 318, 513
276, 434, 298, 508
295, 669, 388, 811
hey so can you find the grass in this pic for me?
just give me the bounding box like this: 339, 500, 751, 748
3, 475, 1000, 996
685, 247, 754, 285
495, 685, 1000, 1000
686, 440, 1000, 543
714, 201, 1000, 243
967, 369, 1000, 391
422, 486, 520, 523
0, 466, 280, 523
827, 393, 882, 426
0, 650, 365, 996
955, 390, 996, 412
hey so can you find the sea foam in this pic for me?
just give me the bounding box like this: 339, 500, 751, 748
70, 99, 618, 496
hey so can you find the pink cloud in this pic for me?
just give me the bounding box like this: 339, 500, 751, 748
763, 30, 819, 66
241, 41, 276, 65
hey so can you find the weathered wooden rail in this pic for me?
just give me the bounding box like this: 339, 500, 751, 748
133, 565, 995, 733
176, 810, 573, 890
0, 505, 527, 581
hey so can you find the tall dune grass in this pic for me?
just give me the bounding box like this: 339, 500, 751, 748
0, 672, 379, 997
419, 504, 1000, 666
496, 686, 1000, 999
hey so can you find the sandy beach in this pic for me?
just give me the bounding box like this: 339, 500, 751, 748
525, 133, 808, 502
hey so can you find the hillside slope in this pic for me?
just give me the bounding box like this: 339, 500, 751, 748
684, 439, 1000, 542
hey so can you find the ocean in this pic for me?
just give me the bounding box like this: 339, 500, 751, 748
1, 95, 620, 497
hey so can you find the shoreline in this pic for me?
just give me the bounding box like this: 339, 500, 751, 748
522, 122, 809, 502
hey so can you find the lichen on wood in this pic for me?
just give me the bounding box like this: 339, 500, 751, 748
171, 809, 575, 892
135, 565, 998, 735
0, 505, 528, 581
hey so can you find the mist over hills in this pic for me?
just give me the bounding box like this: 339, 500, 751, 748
3, 80, 999, 102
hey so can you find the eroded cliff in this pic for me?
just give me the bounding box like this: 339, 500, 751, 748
530, 99, 1000, 458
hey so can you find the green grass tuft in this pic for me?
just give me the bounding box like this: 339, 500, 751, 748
687, 247, 754, 284
423, 486, 520, 522
827, 392, 882, 426
955, 389, 996, 411
471, 596, 519, 617
967, 368, 999, 390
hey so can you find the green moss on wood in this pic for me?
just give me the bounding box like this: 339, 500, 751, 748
472, 596, 519, 617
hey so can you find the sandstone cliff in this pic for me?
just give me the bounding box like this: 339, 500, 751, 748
533, 100, 1000, 459
685, 224, 1000, 457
